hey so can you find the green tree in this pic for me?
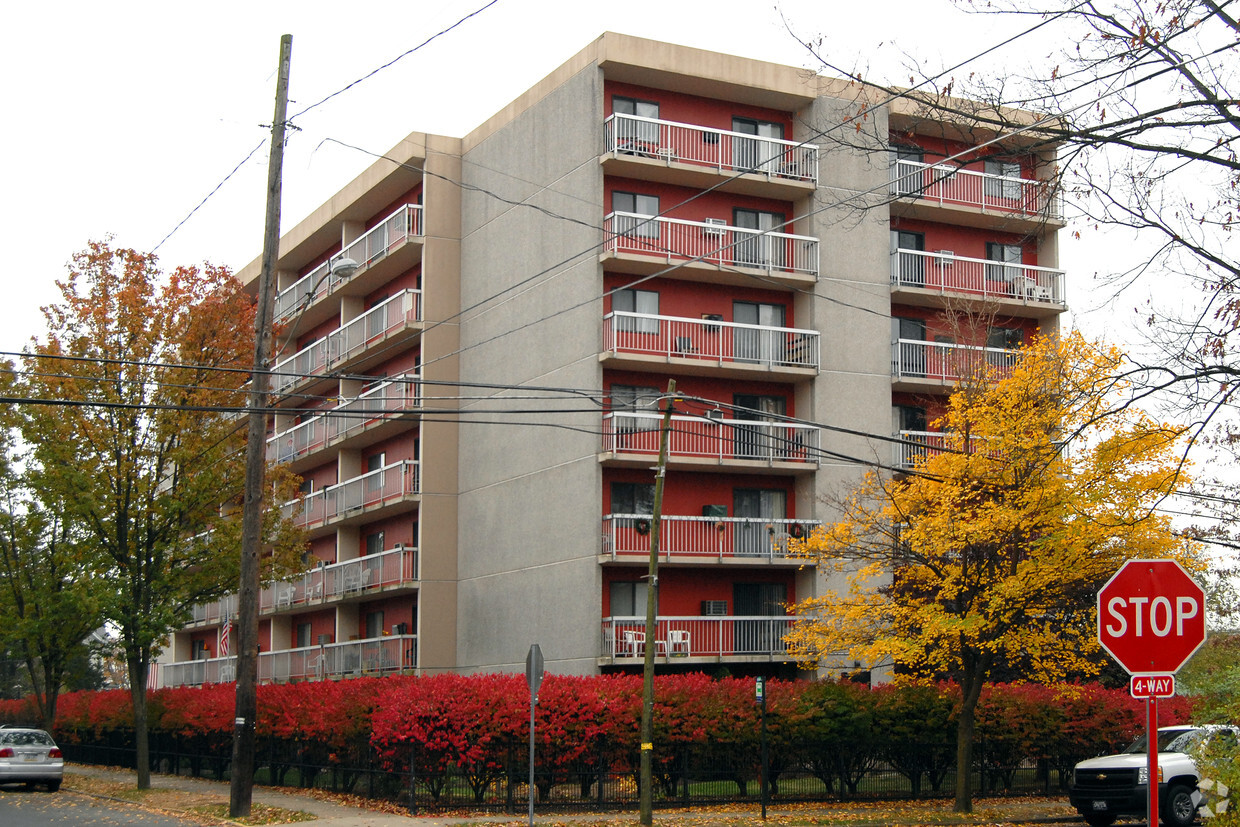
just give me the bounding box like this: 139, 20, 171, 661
785, 333, 1203, 812
16, 241, 303, 788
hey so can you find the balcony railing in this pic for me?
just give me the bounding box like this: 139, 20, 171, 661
890, 160, 1058, 219
604, 113, 818, 184
602, 515, 816, 561
891, 249, 1064, 305
263, 545, 419, 611
603, 212, 819, 278
157, 634, 418, 688
190, 594, 236, 626
893, 339, 1018, 383
603, 312, 818, 371
893, 430, 951, 468
273, 204, 423, 323
602, 616, 794, 660
267, 373, 421, 464
282, 460, 420, 530
270, 289, 421, 396
603, 412, 819, 465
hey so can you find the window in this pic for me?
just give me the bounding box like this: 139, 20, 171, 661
611, 385, 661, 433
893, 317, 928, 377
733, 395, 788, 460
890, 144, 925, 196
365, 531, 385, 556
733, 301, 786, 365
611, 482, 655, 515
613, 96, 660, 147
296, 623, 313, 648
987, 326, 1024, 350
610, 581, 648, 616
613, 288, 659, 334
365, 611, 384, 639
895, 405, 928, 433
612, 191, 659, 239
890, 230, 926, 285
732, 117, 784, 173
986, 242, 1023, 285
733, 209, 786, 268
984, 159, 1023, 200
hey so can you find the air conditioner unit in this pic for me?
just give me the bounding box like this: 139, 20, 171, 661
935, 250, 954, 267
701, 600, 728, 616
703, 218, 727, 236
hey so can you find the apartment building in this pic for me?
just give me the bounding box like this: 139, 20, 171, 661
156, 32, 1063, 687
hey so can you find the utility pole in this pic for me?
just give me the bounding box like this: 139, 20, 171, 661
230, 33, 292, 819
639, 379, 676, 827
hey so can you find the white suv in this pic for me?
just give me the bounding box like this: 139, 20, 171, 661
1069, 725, 1237, 827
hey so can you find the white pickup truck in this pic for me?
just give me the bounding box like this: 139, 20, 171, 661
1068, 725, 1237, 827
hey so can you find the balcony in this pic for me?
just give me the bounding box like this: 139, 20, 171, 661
600, 616, 794, 664
189, 594, 236, 627
270, 289, 421, 398
267, 373, 421, 467
156, 634, 418, 688
892, 339, 1017, 392
602, 312, 817, 380
264, 545, 419, 612
602, 412, 819, 472
282, 460, 420, 533
602, 515, 816, 563
602, 113, 817, 198
273, 204, 423, 329
890, 249, 1065, 317
889, 160, 1062, 231
893, 430, 951, 469
602, 213, 818, 286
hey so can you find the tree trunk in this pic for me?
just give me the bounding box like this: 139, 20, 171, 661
953, 660, 987, 813
128, 649, 150, 789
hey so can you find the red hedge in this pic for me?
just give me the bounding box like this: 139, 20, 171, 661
8, 676, 1197, 760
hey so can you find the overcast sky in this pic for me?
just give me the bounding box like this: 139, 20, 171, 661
2, 0, 1109, 358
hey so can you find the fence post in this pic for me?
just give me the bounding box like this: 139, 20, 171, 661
406, 742, 418, 815
596, 739, 606, 810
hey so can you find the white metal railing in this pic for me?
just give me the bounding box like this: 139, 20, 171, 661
893, 430, 952, 468
190, 594, 236, 625
890, 249, 1064, 305
603, 212, 819, 278
263, 545, 419, 611
282, 460, 420, 530
602, 616, 795, 659
603, 412, 819, 464
273, 204, 423, 322
270, 290, 421, 396
157, 634, 418, 688
603, 312, 817, 370
266, 373, 421, 464
889, 160, 1059, 219
602, 515, 816, 560
604, 113, 818, 184
892, 339, 1018, 383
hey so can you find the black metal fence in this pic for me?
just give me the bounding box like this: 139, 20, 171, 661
60, 729, 1075, 813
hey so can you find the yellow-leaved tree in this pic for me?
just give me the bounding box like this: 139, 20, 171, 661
785, 331, 1203, 813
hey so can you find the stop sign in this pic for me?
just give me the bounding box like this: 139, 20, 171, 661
1097, 559, 1207, 674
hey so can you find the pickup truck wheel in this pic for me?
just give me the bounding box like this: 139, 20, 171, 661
1083, 814, 1117, 827
1162, 784, 1196, 827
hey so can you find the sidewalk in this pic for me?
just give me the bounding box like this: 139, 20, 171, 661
64, 764, 1084, 827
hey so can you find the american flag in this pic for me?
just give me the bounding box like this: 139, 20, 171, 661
219, 619, 230, 657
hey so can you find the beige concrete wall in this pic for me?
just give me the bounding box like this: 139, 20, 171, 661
454, 61, 606, 675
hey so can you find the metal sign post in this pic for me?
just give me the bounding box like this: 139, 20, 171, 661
526, 644, 544, 827
756, 676, 768, 820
